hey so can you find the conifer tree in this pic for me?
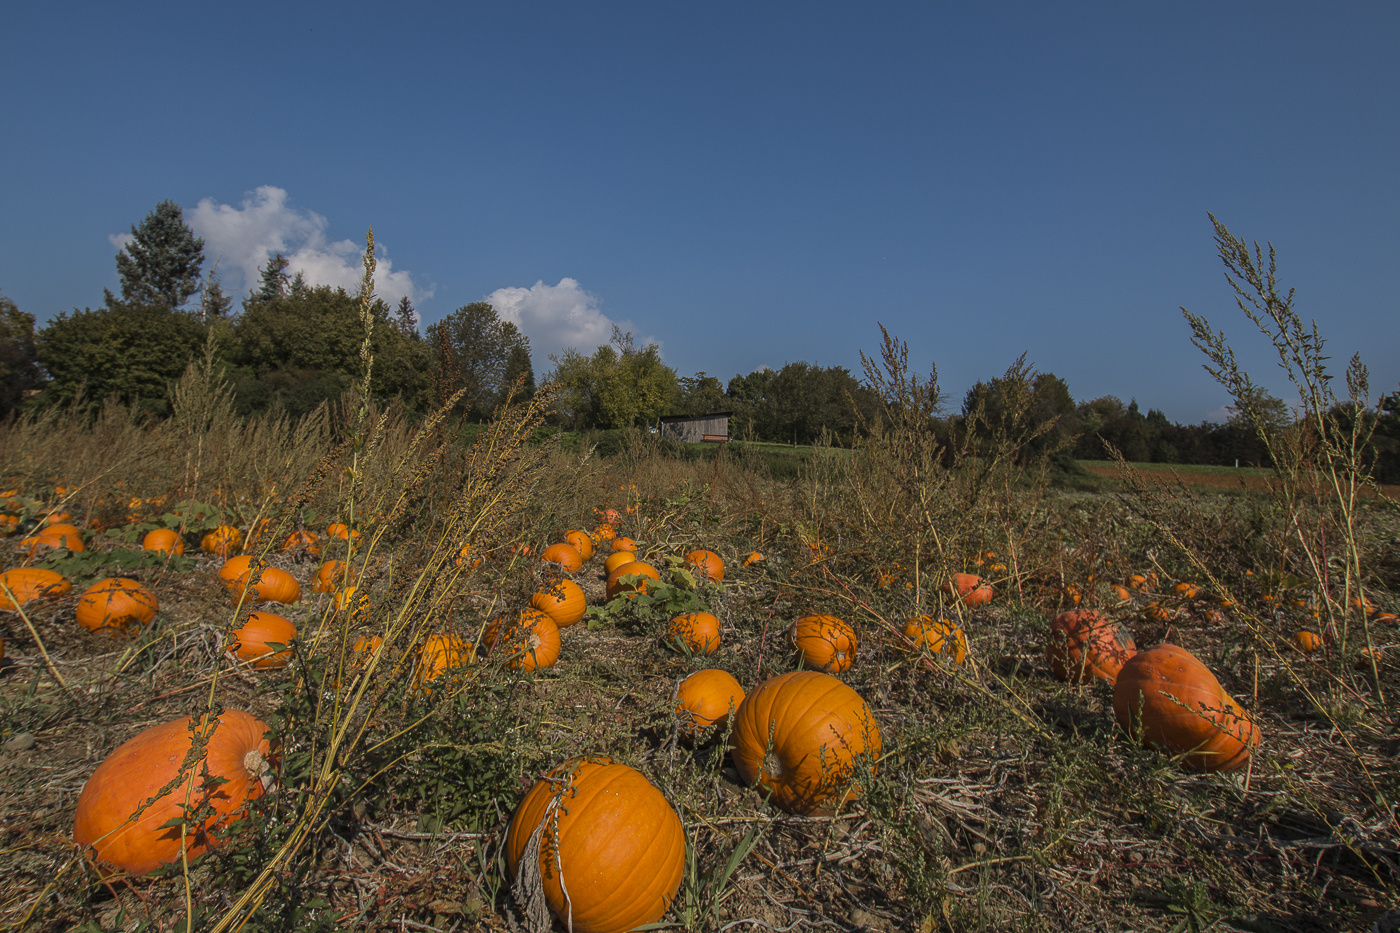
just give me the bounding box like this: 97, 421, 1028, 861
115, 200, 205, 310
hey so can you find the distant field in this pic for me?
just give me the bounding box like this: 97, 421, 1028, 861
1079, 459, 1400, 497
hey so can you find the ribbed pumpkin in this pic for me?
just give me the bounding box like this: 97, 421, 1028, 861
540, 542, 584, 572
75, 578, 159, 634
1046, 608, 1137, 685
0, 567, 72, 611
730, 670, 881, 815
903, 616, 968, 665
1113, 643, 1260, 772
606, 561, 660, 600
141, 528, 184, 556
530, 579, 588, 627
675, 669, 745, 745
412, 634, 475, 695
72, 709, 274, 875
227, 613, 297, 669
22, 522, 85, 555
685, 549, 725, 583
483, 610, 561, 671
504, 758, 685, 933
563, 529, 595, 561
200, 524, 242, 558
945, 573, 993, 607
788, 614, 857, 673
666, 611, 721, 655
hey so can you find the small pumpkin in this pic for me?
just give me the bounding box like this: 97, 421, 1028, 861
504, 758, 685, 933
412, 633, 475, 694
227, 612, 298, 669
563, 529, 594, 561
788, 614, 857, 673
279, 529, 321, 558
674, 669, 745, 744
530, 579, 587, 627
200, 524, 242, 558
606, 560, 660, 600
1292, 630, 1324, 654
312, 559, 351, 594
742, 551, 765, 567
604, 549, 640, 576
610, 536, 638, 554
540, 542, 584, 572
1113, 643, 1260, 773
903, 616, 968, 665
1046, 608, 1137, 685
1172, 581, 1201, 599
0, 567, 72, 611
72, 710, 274, 876
75, 578, 158, 634
945, 573, 992, 607
730, 670, 881, 815
685, 549, 725, 583
483, 610, 561, 671
326, 522, 360, 542
141, 528, 184, 556
592, 522, 617, 542
21, 522, 85, 555
666, 611, 722, 655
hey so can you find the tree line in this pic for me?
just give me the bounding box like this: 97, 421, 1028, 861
3, 200, 1398, 480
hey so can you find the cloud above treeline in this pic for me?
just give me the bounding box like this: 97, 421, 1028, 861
484, 278, 659, 368
180, 186, 429, 308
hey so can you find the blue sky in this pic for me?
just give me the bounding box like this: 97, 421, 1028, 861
3, 2, 1396, 422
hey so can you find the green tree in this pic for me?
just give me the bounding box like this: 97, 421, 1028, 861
251, 254, 290, 305
677, 371, 725, 416
35, 300, 205, 416
737, 361, 876, 445
198, 263, 233, 323
425, 302, 533, 418
115, 200, 205, 310
549, 327, 678, 429
394, 295, 418, 336
0, 293, 42, 417
961, 360, 1079, 463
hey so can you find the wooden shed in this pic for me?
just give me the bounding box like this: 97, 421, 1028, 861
658, 411, 732, 444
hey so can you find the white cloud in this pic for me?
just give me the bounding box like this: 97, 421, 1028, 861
485, 278, 659, 368
183, 186, 429, 310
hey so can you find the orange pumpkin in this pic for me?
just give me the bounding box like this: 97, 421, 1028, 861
592, 522, 617, 542
72, 709, 274, 875
945, 573, 992, 607
530, 579, 588, 627
1172, 581, 1201, 599
604, 549, 640, 576
605, 561, 660, 600
540, 542, 584, 572
221, 558, 300, 605
730, 670, 881, 815
483, 610, 561, 671
610, 536, 638, 554
412, 634, 475, 695
685, 549, 726, 583
227, 612, 298, 669
788, 614, 857, 673
312, 559, 351, 594
563, 529, 594, 561
0, 567, 72, 611
279, 529, 321, 558
674, 669, 745, 745
75, 578, 158, 634
504, 758, 685, 933
1113, 643, 1260, 772
742, 551, 765, 567
326, 522, 360, 542
1046, 608, 1137, 685
903, 616, 968, 665
141, 528, 185, 556
200, 524, 242, 558
1292, 630, 1324, 654
21, 522, 85, 555
666, 611, 721, 655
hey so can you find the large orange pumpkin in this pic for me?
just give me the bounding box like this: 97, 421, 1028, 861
141, 528, 185, 556
227, 613, 298, 669
72, 709, 274, 875
0, 567, 72, 611
730, 670, 881, 815
504, 757, 685, 933
220, 558, 301, 605
606, 561, 660, 600
603, 549, 639, 576
540, 542, 584, 572
903, 616, 968, 665
675, 669, 745, 745
312, 559, 351, 594
200, 524, 242, 558
530, 579, 587, 627
483, 610, 561, 671
75, 578, 159, 634
788, 614, 857, 673
1113, 643, 1260, 772
945, 573, 993, 607
21, 522, 85, 555
666, 611, 721, 655
563, 530, 594, 561
412, 634, 475, 695
685, 549, 725, 583
1046, 608, 1137, 685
